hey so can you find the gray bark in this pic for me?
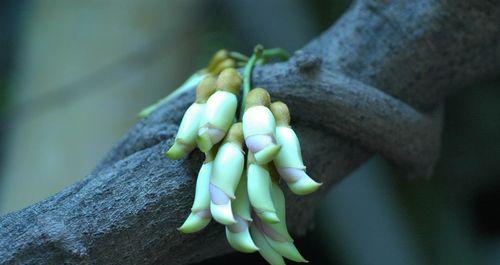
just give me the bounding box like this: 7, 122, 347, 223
1, 0, 499, 264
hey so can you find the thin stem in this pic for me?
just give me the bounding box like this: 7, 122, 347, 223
239, 46, 289, 121
239, 53, 259, 120
262, 48, 290, 61
229, 51, 250, 62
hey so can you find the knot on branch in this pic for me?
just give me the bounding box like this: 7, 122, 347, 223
292, 50, 322, 73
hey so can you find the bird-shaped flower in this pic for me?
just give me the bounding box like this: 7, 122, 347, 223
251, 181, 307, 264
165, 76, 217, 159
247, 152, 280, 223
270, 101, 321, 195
197, 68, 242, 152
225, 173, 259, 253
209, 122, 245, 225
242, 88, 281, 164
177, 148, 217, 233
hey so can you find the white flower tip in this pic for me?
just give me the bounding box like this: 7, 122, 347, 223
257, 211, 280, 224
178, 211, 211, 233
279, 168, 322, 195
288, 175, 322, 195
210, 201, 236, 225
267, 240, 308, 263
254, 144, 281, 164
226, 226, 259, 253
165, 141, 192, 160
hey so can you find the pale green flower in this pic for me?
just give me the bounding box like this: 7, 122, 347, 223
166, 76, 217, 159
270, 101, 321, 195
210, 123, 244, 225
250, 224, 286, 265
247, 152, 279, 224
243, 88, 281, 164
178, 148, 216, 233
197, 68, 242, 152
226, 174, 259, 253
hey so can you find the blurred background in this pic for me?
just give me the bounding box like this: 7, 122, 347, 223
0, 1, 499, 264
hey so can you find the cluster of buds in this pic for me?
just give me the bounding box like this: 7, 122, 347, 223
164, 48, 320, 265
139, 49, 248, 118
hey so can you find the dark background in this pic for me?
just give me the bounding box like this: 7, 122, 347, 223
0, 1, 499, 264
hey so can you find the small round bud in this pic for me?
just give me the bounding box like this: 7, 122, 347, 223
270, 101, 290, 126
223, 122, 244, 145
196, 76, 217, 103
207, 49, 229, 69
216, 68, 242, 95
245, 88, 271, 109
212, 58, 236, 75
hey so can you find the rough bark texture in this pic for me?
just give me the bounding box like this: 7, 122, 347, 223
1, 0, 499, 264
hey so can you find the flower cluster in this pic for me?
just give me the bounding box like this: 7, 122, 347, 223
165, 49, 321, 265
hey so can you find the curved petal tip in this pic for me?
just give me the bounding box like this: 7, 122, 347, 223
226, 225, 259, 253
165, 141, 190, 160
178, 212, 211, 233
210, 201, 236, 225
254, 144, 281, 164
288, 175, 322, 195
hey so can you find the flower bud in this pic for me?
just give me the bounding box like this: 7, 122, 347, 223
252, 184, 307, 263
211, 58, 236, 75
243, 88, 281, 164
250, 224, 286, 265
210, 123, 244, 225
166, 76, 217, 160
197, 68, 242, 152
247, 153, 279, 224
178, 150, 216, 233
207, 49, 229, 70
232, 171, 252, 222
226, 176, 259, 253
270, 102, 321, 195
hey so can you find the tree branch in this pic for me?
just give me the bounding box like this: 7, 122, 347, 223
1, 0, 498, 264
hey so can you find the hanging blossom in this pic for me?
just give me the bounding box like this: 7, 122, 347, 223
149, 47, 321, 265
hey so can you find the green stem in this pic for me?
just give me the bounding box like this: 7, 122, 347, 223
239, 53, 259, 120
229, 51, 250, 62
262, 48, 290, 61
239, 46, 289, 121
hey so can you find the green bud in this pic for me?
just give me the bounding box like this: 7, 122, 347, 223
166, 101, 205, 159
247, 153, 279, 224
264, 182, 307, 262
190, 160, 212, 213
267, 182, 293, 242
250, 224, 286, 265
232, 171, 252, 221
216, 68, 242, 96
211, 58, 237, 75
207, 49, 230, 70
195, 75, 217, 103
